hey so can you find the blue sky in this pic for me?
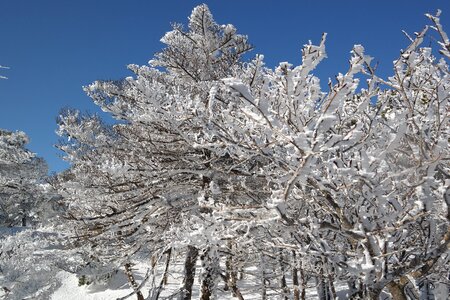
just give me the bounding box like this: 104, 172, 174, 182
1, 0, 449, 173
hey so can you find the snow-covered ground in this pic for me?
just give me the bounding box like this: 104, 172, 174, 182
51, 271, 132, 300
50, 260, 348, 300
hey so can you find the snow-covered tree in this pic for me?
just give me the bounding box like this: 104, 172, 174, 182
0, 226, 68, 300
0, 129, 66, 300
54, 5, 257, 299
0, 129, 48, 227
208, 11, 450, 300
54, 5, 449, 300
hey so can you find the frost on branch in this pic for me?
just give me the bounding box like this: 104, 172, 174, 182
0, 129, 65, 299
54, 6, 449, 300
0, 129, 48, 227
151, 4, 252, 82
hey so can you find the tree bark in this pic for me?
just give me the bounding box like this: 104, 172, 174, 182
162, 248, 172, 286
181, 246, 198, 300
292, 251, 300, 300
224, 243, 232, 291
200, 248, 215, 300
316, 276, 331, 300
300, 266, 306, 300
260, 255, 267, 300
200, 270, 212, 300
279, 251, 289, 300
224, 241, 244, 299
124, 263, 144, 300
152, 248, 172, 300
328, 274, 337, 300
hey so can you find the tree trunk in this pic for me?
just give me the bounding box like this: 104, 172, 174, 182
224, 243, 232, 291
124, 263, 144, 300
224, 241, 244, 299
300, 266, 306, 300
181, 246, 198, 300
152, 248, 172, 300
200, 282, 212, 300
200, 248, 217, 300
316, 276, 331, 300
230, 284, 244, 300
279, 250, 289, 300
292, 251, 300, 300
328, 274, 337, 300
260, 255, 267, 300
162, 248, 172, 286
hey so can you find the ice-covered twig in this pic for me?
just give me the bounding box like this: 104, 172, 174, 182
426, 10, 450, 58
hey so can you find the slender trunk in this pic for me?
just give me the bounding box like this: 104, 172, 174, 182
224, 241, 244, 299
300, 267, 306, 300
200, 270, 212, 300
224, 242, 232, 291
281, 270, 288, 299
182, 246, 198, 300
152, 248, 172, 300
292, 251, 300, 300
162, 248, 172, 286
316, 276, 330, 300
328, 274, 336, 300
279, 250, 289, 300
229, 268, 244, 300
230, 285, 244, 300
200, 248, 217, 300
124, 263, 144, 300
260, 255, 267, 300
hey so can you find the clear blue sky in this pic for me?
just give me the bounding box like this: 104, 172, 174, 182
1, 0, 449, 173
